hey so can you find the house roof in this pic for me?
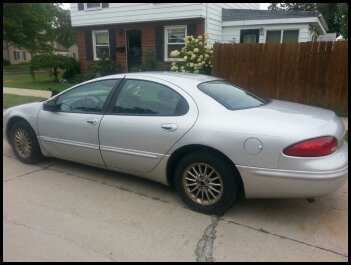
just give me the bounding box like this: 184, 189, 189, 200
222, 9, 328, 32
223, 9, 320, 21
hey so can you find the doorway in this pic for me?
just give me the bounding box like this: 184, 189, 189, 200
126, 30, 142, 71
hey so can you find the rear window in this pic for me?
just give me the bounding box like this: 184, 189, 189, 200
198, 80, 267, 110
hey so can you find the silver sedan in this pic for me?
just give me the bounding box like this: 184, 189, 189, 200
3, 72, 348, 215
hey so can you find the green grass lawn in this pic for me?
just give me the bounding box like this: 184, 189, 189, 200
3, 94, 46, 109
3, 64, 75, 91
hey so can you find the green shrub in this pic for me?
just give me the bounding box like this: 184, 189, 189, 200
86, 55, 121, 77
62, 57, 80, 80
3, 59, 10, 66
139, 49, 161, 71
31, 53, 69, 81
169, 34, 213, 75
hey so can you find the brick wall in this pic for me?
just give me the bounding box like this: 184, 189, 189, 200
75, 31, 88, 72
75, 18, 205, 73
141, 24, 156, 65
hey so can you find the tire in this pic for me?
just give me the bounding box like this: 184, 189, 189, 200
9, 120, 43, 164
174, 151, 240, 215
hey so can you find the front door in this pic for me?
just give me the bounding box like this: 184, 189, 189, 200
37, 79, 118, 167
99, 76, 198, 174
127, 30, 142, 71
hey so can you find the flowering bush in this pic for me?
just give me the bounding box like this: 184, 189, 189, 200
169, 34, 213, 75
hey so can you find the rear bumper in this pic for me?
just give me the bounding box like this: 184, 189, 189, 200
238, 143, 348, 198
238, 165, 347, 198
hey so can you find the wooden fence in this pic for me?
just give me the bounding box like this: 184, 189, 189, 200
212, 41, 348, 115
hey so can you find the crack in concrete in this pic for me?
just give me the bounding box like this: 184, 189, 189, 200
4, 164, 54, 182
195, 216, 219, 262
6, 218, 117, 261
221, 218, 348, 258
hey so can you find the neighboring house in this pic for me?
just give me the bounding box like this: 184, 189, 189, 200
3, 41, 78, 65
3, 41, 32, 64
318, 33, 337, 42
52, 41, 79, 60
222, 9, 328, 44
70, 3, 260, 72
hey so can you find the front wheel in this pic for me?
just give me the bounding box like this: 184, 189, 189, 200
174, 151, 240, 215
9, 120, 43, 164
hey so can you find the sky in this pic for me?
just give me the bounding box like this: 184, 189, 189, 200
59, 3, 271, 10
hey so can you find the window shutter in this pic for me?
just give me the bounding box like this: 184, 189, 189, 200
102, 3, 109, 8
187, 23, 196, 37
78, 3, 84, 11
109, 29, 116, 61
85, 30, 93, 60
155, 26, 164, 61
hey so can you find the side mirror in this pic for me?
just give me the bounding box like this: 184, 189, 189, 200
43, 100, 60, 112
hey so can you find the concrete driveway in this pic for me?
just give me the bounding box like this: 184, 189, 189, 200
3, 138, 348, 261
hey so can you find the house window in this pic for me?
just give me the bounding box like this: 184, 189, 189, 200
23, 51, 26, 61
92, 30, 110, 61
13, 51, 21, 61
164, 25, 187, 62
86, 3, 102, 10
266, 30, 281, 43
282, 30, 299, 43
266, 29, 299, 43
240, 29, 259, 43
78, 3, 109, 11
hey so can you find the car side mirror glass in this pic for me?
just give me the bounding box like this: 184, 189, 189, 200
43, 100, 60, 112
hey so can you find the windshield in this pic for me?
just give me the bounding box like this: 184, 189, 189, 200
198, 80, 268, 110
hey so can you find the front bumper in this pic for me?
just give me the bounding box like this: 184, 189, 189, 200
238, 142, 348, 198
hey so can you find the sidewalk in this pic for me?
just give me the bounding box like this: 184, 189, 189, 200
4, 87, 52, 98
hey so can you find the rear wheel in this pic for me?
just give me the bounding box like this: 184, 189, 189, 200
174, 151, 240, 215
10, 120, 43, 164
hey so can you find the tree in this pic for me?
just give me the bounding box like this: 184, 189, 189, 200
53, 7, 75, 49
3, 3, 75, 53
338, 3, 348, 39
268, 3, 348, 38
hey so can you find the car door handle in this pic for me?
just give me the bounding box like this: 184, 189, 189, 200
86, 119, 98, 126
161, 123, 177, 131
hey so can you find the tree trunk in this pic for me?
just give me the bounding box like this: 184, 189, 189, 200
53, 67, 59, 82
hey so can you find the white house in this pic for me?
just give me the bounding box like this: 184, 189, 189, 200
70, 3, 328, 72
70, 3, 259, 71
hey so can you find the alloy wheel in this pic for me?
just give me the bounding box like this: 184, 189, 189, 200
14, 128, 32, 159
182, 162, 224, 206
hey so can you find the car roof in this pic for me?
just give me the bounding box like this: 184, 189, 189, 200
98, 71, 221, 88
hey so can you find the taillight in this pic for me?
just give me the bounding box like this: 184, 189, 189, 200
283, 136, 338, 157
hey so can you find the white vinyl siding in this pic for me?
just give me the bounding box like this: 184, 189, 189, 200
71, 3, 259, 28
71, 3, 206, 27
205, 3, 260, 45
